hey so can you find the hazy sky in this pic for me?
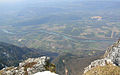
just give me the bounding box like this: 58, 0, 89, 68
0, 0, 119, 3
0, 0, 24, 3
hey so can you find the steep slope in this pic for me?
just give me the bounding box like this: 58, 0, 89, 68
83, 40, 120, 75
53, 52, 104, 75
0, 56, 57, 75
104, 40, 120, 66
0, 42, 58, 70
0, 42, 32, 69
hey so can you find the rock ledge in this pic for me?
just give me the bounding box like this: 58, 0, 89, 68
84, 40, 120, 73
0, 56, 56, 75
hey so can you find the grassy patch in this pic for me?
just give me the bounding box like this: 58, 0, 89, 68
84, 64, 120, 75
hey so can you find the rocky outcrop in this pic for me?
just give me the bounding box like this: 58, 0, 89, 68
84, 58, 115, 73
0, 56, 57, 75
84, 40, 120, 73
105, 40, 120, 66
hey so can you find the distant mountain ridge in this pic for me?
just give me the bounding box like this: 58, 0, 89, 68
0, 42, 58, 70
0, 42, 31, 69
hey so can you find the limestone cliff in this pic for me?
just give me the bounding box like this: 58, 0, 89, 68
0, 56, 57, 75
84, 40, 120, 75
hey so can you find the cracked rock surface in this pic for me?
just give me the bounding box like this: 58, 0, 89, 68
0, 56, 50, 75
84, 40, 120, 73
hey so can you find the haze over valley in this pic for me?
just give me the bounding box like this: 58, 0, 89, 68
0, 0, 120, 75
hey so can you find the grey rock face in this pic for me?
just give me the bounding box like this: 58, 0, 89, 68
106, 42, 120, 66
0, 56, 50, 75
84, 40, 120, 73
84, 58, 115, 73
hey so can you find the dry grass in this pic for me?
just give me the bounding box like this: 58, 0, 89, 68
44, 61, 56, 73
23, 62, 37, 75
0, 67, 14, 75
0, 71, 3, 75
5, 67, 14, 71
84, 64, 120, 75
